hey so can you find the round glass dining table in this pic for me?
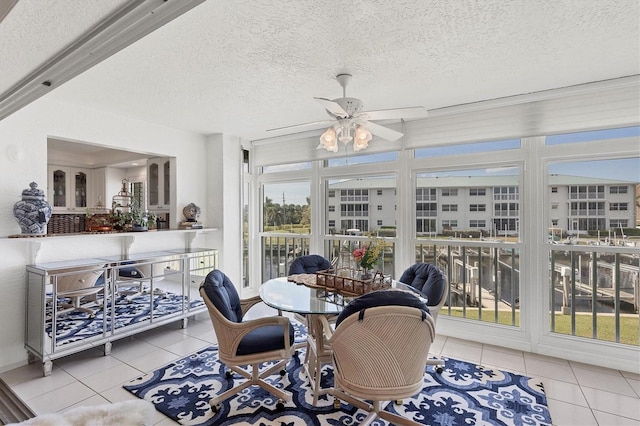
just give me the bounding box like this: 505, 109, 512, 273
259, 276, 425, 405
259, 276, 424, 316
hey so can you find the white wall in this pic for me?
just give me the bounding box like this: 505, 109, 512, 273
0, 96, 226, 371
204, 133, 242, 287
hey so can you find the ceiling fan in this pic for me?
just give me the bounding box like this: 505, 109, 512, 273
266, 73, 429, 152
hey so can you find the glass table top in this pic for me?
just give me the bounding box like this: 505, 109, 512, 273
259, 277, 424, 315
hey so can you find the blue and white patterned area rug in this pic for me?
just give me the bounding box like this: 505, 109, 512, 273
123, 335, 552, 425
47, 292, 204, 346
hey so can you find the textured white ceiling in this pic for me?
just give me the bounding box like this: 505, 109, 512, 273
2, 0, 639, 141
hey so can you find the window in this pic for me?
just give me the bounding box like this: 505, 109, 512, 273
494, 218, 518, 231
415, 138, 520, 158
569, 185, 604, 200
259, 179, 311, 282
551, 219, 559, 226
328, 220, 335, 227
469, 220, 486, 228
551, 203, 559, 210
355, 219, 369, 231
340, 204, 369, 217
494, 203, 519, 217
262, 181, 310, 232
328, 205, 335, 212
417, 203, 437, 217
494, 186, 519, 200
610, 186, 628, 194
416, 188, 436, 201
341, 189, 369, 202
339, 219, 370, 231
242, 179, 249, 288
569, 202, 605, 216
262, 161, 312, 173
377, 189, 383, 195
416, 219, 436, 234
327, 151, 398, 167
242, 149, 250, 174
416, 166, 520, 241
328, 190, 335, 198
377, 220, 383, 226
326, 175, 395, 235
610, 203, 628, 211
551, 187, 558, 193
549, 156, 639, 236
610, 219, 628, 228
546, 126, 640, 145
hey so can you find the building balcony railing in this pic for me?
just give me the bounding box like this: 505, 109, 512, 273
549, 244, 638, 347
414, 239, 521, 327
259, 234, 639, 347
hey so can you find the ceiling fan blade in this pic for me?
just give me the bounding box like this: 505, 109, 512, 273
361, 106, 428, 121
266, 119, 335, 134
314, 97, 349, 118
361, 121, 404, 142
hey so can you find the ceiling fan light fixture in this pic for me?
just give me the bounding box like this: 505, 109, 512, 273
319, 127, 339, 152
353, 125, 372, 151
338, 125, 352, 143
272, 74, 425, 154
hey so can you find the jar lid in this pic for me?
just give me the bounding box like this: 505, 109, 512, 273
22, 182, 45, 198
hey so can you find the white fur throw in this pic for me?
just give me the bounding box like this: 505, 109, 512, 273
14, 399, 155, 426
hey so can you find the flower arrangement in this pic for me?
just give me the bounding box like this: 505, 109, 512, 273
352, 239, 384, 271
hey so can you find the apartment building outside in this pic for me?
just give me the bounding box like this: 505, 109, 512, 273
327, 175, 637, 238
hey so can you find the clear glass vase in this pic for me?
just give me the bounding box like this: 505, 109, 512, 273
358, 268, 373, 280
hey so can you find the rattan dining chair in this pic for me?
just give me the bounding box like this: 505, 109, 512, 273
287, 254, 333, 356
399, 262, 448, 373
288, 254, 332, 275
319, 289, 435, 425
200, 270, 295, 411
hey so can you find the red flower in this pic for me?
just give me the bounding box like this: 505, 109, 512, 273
352, 247, 366, 260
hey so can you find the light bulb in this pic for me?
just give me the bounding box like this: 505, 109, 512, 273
319, 128, 339, 152
353, 126, 372, 151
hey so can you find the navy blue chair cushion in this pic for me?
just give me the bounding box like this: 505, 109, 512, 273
95, 273, 105, 286
288, 255, 332, 275
237, 324, 295, 356
201, 270, 295, 355
201, 270, 243, 323
399, 263, 446, 307
336, 289, 430, 327
118, 266, 142, 278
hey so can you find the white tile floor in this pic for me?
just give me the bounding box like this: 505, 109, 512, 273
2, 306, 639, 426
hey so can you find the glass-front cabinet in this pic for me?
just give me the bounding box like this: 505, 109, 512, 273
148, 158, 171, 212
25, 248, 218, 376
48, 165, 90, 212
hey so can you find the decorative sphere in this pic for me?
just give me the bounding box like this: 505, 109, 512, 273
183, 203, 201, 222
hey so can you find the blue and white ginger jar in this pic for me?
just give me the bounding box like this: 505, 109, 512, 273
13, 182, 53, 234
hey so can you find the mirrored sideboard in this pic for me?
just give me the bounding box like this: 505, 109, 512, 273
25, 248, 218, 376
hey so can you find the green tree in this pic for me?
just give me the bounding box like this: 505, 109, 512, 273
300, 196, 311, 226
263, 197, 282, 229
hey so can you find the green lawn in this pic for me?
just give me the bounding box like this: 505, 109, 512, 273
446, 308, 638, 346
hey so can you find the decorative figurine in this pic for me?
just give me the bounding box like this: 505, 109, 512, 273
182, 203, 201, 222
180, 203, 203, 229
13, 182, 53, 234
